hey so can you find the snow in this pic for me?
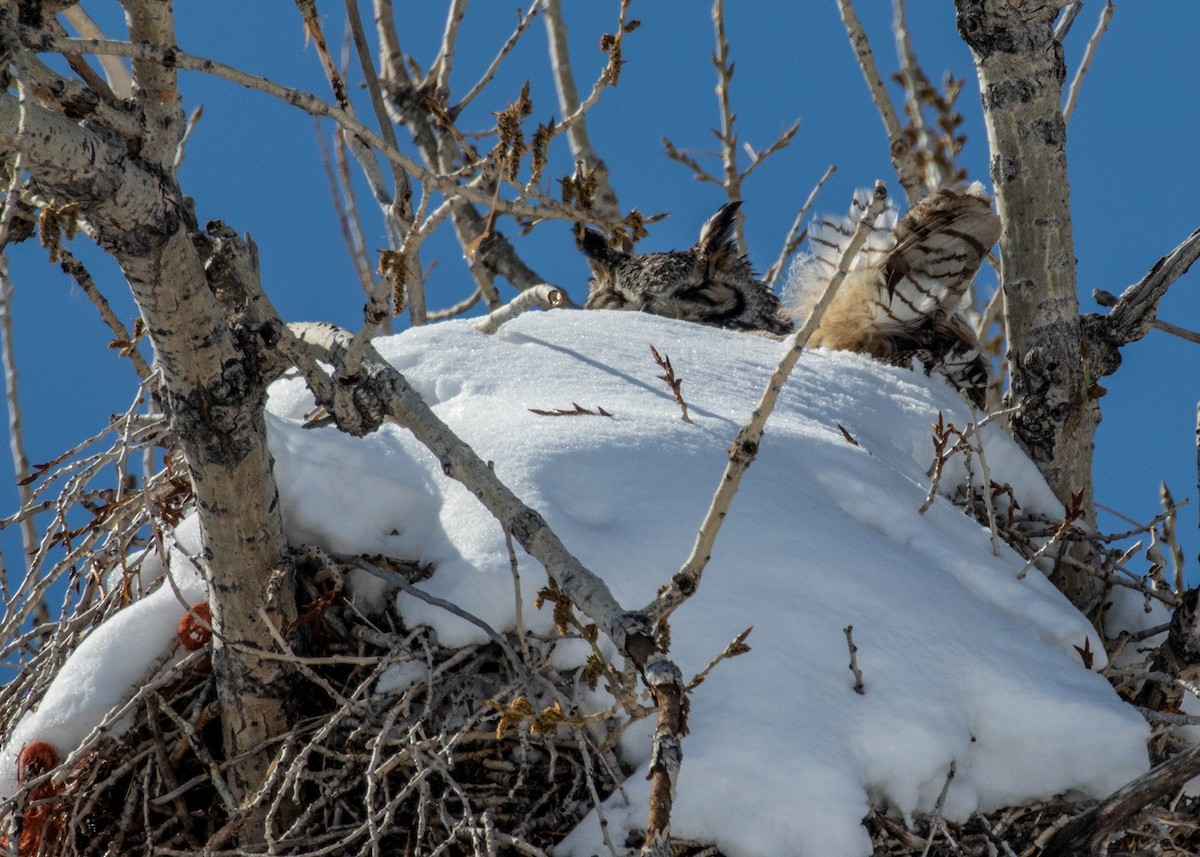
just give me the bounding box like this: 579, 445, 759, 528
0, 309, 1151, 855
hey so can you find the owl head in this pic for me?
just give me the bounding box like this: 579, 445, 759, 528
578, 203, 792, 335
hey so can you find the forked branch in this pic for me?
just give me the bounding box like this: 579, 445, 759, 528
1083, 225, 1200, 378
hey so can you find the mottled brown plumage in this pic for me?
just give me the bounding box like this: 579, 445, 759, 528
787, 184, 1001, 408
579, 202, 794, 336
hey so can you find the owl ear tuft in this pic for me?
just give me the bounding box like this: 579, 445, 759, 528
695, 201, 741, 260
578, 227, 628, 275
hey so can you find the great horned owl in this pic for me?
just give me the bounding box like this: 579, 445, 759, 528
579, 202, 794, 336
786, 183, 1001, 408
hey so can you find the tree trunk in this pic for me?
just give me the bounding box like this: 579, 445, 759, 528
955, 0, 1101, 610
0, 7, 295, 838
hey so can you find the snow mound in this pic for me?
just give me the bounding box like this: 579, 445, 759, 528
0, 309, 1148, 856
274, 310, 1148, 855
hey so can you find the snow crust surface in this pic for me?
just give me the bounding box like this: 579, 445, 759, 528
0, 310, 1149, 856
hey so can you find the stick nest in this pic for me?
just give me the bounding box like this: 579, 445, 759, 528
0, 553, 627, 856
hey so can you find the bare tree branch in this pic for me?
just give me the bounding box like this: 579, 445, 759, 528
342, 0, 420, 312
711, 0, 743, 252
0, 264, 38, 577
764, 163, 835, 286
451, 2, 543, 116
295, 0, 420, 332
1084, 225, 1200, 377
15, 31, 617, 232
428, 0, 469, 97
316, 124, 382, 323
60, 4, 133, 98
1062, 0, 1114, 124
1041, 739, 1200, 856
543, 0, 620, 222
835, 0, 924, 204
56, 248, 153, 381
1053, 1, 1084, 42
470, 284, 575, 334
281, 321, 648, 656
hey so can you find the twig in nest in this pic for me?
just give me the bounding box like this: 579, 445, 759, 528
1159, 482, 1186, 592
920, 412, 966, 514
1017, 489, 1086, 580
920, 761, 957, 857
844, 625, 865, 694
528, 403, 613, 417
967, 407, 1002, 556
650, 345, 692, 424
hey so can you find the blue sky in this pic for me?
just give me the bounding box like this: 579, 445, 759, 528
3, 2, 1198, 588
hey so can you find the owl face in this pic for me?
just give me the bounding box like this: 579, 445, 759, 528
579, 202, 794, 336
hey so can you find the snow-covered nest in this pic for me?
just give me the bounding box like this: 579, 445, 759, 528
0, 309, 1155, 855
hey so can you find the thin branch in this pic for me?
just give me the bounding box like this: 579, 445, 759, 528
14, 33, 622, 241
1053, 1, 1084, 42
428, 0, 469, 96
892, 0, 932, 185
686, 627, 752, 691
57, 247, 153, 380
920, 762, 957, 857
711, 0, 742, 251
60, 4, 134, 98
341, 21, 424, 331
373, 0, 404, 91
553, 0, 633, 142
0, 75, 42, 609
351, 558, 527, 680
650, 346, 693, 424
660, 137, 721, 186
542, 0, 618, 222
1144, 315, 1200, 346
738, 120, 800, 183
316, 123, 379, 314
968, 408, 1002, 557
341, 0, 416, 229
1062, 0, 1114, 124
835, 1, 923, 204
452, 2, 543, 117
427, 286, 484, 321
172, 103, 203, 169
764, 163, 836, 286
646, 182, 890, 622
0, 262, 37, 570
